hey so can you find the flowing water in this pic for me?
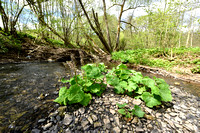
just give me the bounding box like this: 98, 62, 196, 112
0, 62, 199, 132
0, 62, 69, 132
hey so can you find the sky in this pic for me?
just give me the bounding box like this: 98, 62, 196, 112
0, 0, 199, 31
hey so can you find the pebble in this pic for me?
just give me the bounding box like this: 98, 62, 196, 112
63, 114, 73, 126
34, 86, 199, 133
42, 122, 52, 130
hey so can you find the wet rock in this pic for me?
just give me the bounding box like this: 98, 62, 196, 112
58, 106, 67, 116
49, 111, 58, 117
31, 128, 40, 133
63, 114, 73, 126
42, 122, 52, 130
38, 118, 45, 123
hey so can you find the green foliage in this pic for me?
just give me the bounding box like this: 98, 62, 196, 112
117, 103, 145, 118
0, 34, 22, 53
54, 63, 107, 106
191, 66, 200, 74
45, 38, 64, 46
112, 47, 200, 71
106, 63, 172, 108
55, 63, 172, 108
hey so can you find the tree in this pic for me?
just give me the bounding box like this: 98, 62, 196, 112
0, 0, 27, 35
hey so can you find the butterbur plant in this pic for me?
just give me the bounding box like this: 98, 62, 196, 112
117, 103, 145, 118
54, 63, 107, 106
106, 63, 172, 108
54, 63, 172, 109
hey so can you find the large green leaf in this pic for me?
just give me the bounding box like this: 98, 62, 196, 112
114, 85, 125, 94
116, 63, 127, 70
106, 74, 120, 86
119, 81, 127, 88
127, 80, 138, 92
155, 77, 172, 102
54, 95, 67, 105
59, 87, 67, 96
141, 92, 161, 108
116, 103, 127, 108
132, 105, 145, 118
135, 86, 146, 94
158, 84, 172, 102
130, 74, 143, 84
89, 83, 101, 94
80, 93, 92, 106
118, 109, 126, 115
141, 77, 156, 88
67, 84, 85, 104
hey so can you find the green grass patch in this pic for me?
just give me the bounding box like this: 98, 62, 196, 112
112, 47, 200, 71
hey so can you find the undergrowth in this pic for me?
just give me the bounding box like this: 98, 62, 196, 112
54, 63, 172, 118
112, 47, 200, 72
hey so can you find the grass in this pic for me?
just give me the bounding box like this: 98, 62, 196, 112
112, 47, 200, 73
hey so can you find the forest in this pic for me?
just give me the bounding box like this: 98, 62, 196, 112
0, 0, 200, 132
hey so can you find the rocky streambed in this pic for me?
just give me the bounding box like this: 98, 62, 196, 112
31, 85, 200, 133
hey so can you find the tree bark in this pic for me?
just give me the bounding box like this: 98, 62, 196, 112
78, 0, 111, 54
102, 0, 112, 51
115, 0, 126, 51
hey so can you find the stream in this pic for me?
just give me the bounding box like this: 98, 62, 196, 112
0, 62, 199, 132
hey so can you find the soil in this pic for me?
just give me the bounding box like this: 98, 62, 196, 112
0, 38, 94, 64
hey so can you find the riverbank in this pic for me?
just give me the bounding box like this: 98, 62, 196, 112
31, 84, 199, 133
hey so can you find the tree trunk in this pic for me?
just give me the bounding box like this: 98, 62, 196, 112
78, 0, 111, 54
102, 0, 112, 51
115, 0, 126, 51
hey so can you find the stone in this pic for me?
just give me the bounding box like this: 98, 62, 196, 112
94, 122, 102, 128
58, 106, 67, 116
38, 118, 45, 123
103, 118, 110, 125
147, 124, 153, 129
65, 128, 72, 133
78, 107, 85, 114
56, 115, 61, 121
49, 111, 58, 117
174, 82, 180, 86
113, 126, 121, 133
135, 127, 144, 132
63, 114, 73, 126
42, 122, 52, 130
114, 117, 120, 126
31, 128, 40, 133
132, 99, 142, 105
131, 117, 138, 124
164, 114, 170, 119
81, 119, 89, 127
144, 114, 155, 120
155, 113, 162, 118
169, 112, 178, 117
87, 116, 93, 124
91, 114, 98, 121
110, 109, 115, 114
